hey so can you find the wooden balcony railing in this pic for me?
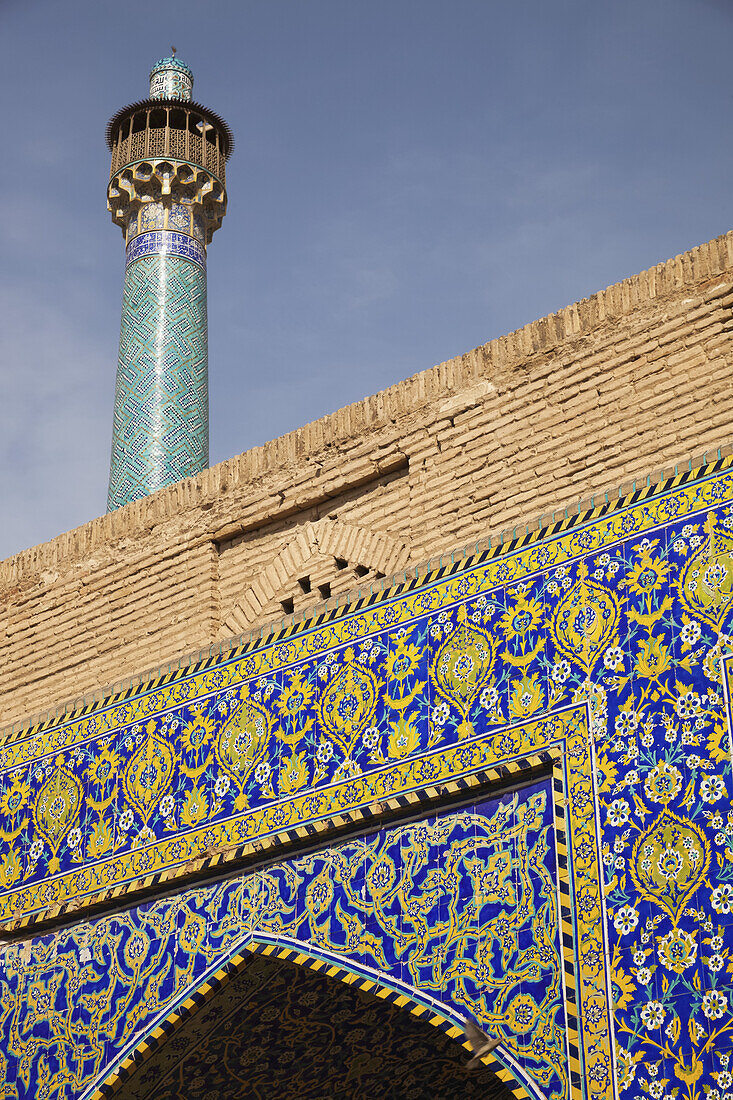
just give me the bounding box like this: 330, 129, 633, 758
109, 108, 226, 183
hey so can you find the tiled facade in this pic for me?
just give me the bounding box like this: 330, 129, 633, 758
4, 457, 733, 1096
6, 51, 733, 1100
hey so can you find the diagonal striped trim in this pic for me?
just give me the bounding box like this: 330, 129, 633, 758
89, 935, 532, 1100
4, 449, 731, 745
2, 753, 555, 935
553, 766, 583, 1091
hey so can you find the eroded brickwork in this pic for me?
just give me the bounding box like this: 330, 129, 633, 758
2, 231, 733, 728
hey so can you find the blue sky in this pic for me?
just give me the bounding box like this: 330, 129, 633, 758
0, 0, 731, 559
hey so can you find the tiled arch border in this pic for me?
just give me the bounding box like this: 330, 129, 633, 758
76, 714, 613, 1100
86, 936, 531, 1100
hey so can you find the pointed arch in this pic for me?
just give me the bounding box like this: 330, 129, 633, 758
87, 934, 540, 1100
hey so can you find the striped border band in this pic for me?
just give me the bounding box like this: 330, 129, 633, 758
5, 449, 730, 748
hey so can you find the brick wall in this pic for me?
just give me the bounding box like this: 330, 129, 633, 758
2, 231, 733, 729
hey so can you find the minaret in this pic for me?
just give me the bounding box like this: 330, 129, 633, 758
105, 54, 233, 510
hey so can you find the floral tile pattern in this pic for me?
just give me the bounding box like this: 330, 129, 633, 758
3, 459, 733, 1096
2, 790, 560, 1100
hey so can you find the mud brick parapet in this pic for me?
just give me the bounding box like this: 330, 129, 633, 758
3, 230, 733, 727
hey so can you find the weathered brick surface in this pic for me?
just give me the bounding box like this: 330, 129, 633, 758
3, 232, 733, 728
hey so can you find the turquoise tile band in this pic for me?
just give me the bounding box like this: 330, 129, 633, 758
107, 245, 209, 510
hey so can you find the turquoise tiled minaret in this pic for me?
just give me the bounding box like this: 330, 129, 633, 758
105, 56, 233, 511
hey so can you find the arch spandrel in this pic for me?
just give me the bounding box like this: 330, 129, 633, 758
74, 782, 562, 1099
106, 951, 520, 1100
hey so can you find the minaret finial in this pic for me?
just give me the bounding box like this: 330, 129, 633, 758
148, 52, 193, 101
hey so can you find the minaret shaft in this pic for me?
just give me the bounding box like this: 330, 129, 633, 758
105, 57, 231, 511
108, 221, 209, 508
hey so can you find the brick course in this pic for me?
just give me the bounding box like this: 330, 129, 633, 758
2, 231, 733, 728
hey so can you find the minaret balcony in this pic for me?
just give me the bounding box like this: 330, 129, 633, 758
107, 100, 233, 188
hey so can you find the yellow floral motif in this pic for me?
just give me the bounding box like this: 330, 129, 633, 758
180, 786, 208, 828
180, 714, 216, 756
0, 848, 22, 889
85, 747, 121, 789
276, 670, 315, 718
123, 931, 149, 970
625, 550, 670, 596
0, 776, 31, 820
319, 658, 379, 757
679, 511, 733, 630
279, 752, 309, 795
430, 605, 496, 736
33, 765, 83, 872
179, 913, 207, 955
86, 815, 115, 859
644, 760, 682, 805
387, 717, 421, 759
384, 638, 422, 682
505, 992, 540, 1034
305, 867, 335, 918
634, 636, 672, 683
551, 561, 620, 672
707, 717, 731, 766
596, 750, 618, 795
215, 697, 271, 801
85, 747, 121, 812
500, 593, 544, 640
674, 1056, 704, 1084
610, 962, 637, 1011
508, 674, 544, 720
122, 727, 175, 825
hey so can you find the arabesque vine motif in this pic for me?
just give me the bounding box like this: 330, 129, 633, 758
2, 464, 733, 1096
1, 791, 564, 1100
